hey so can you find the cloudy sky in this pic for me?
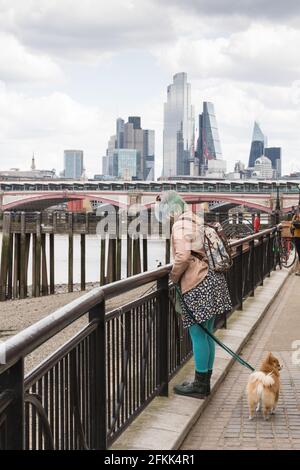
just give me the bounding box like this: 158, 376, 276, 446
1, 0, 300, 178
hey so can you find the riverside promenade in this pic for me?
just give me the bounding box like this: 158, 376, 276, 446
111, 268, 300, 450
181, 272, 300, 450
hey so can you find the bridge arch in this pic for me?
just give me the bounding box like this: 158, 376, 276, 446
2, 192, 128, 211
145, 194, 273, 214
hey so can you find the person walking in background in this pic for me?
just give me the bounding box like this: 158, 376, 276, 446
253, 213, 261, 233
156, 191, 232, 399
287, 206, 296, 222
291, 206, 300, 276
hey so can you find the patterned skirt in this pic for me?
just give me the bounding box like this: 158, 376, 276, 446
180, 270, 232, 328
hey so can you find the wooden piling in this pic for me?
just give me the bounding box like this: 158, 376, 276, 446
142, 237, 148, 272
116, 209, 122, 280
19, 212, 26, 299
107, 237, 117, 283
165, 218, 173, 265
100, 235, 106, 286
32, 234, 37, 297
142, 209, 149, 272
165, 237, 171, 265
49, 234, 55, 294
35, 213, 42, 297
41, 233, 49, 296
7, 233, 13, 299
132, 235, 141, 275
24, 234, 31, 297
68, 213, 73, 293
81, 234, 86, 291
127, 215, 133, 278
13, 233, 20, 299
0, 213, 11, 301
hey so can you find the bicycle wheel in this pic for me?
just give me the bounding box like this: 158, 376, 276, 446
280, 238, 297, 268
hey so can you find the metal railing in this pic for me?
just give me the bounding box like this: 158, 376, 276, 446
0, 226, 280, 449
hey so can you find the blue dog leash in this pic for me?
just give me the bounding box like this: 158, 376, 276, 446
174, 284, 255, 372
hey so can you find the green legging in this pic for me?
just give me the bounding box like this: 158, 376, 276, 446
188, 317, 216, 373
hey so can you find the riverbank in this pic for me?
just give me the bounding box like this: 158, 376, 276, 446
0, 282, 155, 373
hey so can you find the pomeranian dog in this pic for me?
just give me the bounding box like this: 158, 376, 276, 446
247, 352, 282, 421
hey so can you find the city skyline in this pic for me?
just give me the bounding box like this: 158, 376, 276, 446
1, 2, 300, 177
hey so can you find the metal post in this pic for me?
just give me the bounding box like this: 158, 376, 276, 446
157, 274, 169, 396
275, 183, 280, 225
267, 233, 271, 277
249, 239, 255, 296
89, 299, 106, 450
259, 236, 264, 285
0, 359, 24, 449
236, 244, 243, 310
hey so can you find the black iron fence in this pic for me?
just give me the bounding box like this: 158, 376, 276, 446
0, 226, 280, 450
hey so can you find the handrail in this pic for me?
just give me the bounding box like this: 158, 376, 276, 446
0, 227, 280, 373
228, 225, 280, 248
0, 265, 171, 372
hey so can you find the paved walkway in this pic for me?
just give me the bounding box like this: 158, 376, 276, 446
181, 274, 300, 450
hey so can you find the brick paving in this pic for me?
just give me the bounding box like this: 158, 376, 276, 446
181, 274, 300, 450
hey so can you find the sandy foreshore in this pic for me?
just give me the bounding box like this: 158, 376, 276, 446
0, 282, 155, 373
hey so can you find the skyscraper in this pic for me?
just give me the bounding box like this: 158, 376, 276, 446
163, 72, 195, 177
64, 150, 84, 179
264, 147, 282, 178
248, 122, 266, 168
104, 117, 155, 180
110, 149, 141, 180
128, 116, 141, 129
196, 102, 222, 176
143, 130, 155, 180
116, 118, 124, 148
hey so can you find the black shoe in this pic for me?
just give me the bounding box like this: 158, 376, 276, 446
206, 370, 212, 395
174, 371, 209, 399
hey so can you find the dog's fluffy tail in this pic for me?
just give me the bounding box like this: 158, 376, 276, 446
247, 371, 274, 398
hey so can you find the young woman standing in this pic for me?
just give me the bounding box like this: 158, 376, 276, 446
157, 191, 232, 399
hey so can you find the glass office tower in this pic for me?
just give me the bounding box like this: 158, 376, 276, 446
196, 102, 222, 176
64, 150, 84, 179
264, 147, 282, 178
163, 72, 195, 177
248, 122, 266, 168
111, 149, 141, 180
105, 117, 155, 180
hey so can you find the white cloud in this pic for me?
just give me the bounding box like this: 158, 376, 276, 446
153, 0, 300, 20
153, 23, 300, 85
0, 84, 108, 175
0, 0, 176, 61
0, 32, 62, 82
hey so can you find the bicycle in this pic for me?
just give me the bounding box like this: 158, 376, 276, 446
275, 234, 297, 268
